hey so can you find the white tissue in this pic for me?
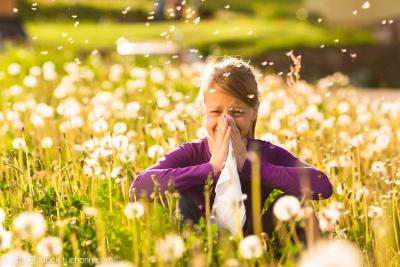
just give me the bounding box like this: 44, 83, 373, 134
212, 139, 246, 235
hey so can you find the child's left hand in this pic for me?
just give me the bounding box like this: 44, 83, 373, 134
225, 115, 247, 172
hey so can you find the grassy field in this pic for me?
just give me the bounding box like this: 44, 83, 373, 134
0, 47, 398, 266
25, 17, 376, 57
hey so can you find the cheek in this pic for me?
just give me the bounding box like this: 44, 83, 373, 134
234, 118, 251, 134
205, 117, 218, 133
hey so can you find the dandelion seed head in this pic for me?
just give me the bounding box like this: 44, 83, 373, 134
273, 195, 301, 221
37, 236, 63, 258
13, 212, 47, 240
124, 202, 144, 219
298, 239, 362, 267
155, 234, 185, 262
238, 235, 263, 259
41, 137, 53, 149
12, 138, 26, 150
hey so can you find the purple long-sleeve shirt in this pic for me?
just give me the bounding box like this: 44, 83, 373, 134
130, 137, 332, 222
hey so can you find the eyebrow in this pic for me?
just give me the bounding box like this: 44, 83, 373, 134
208, 105, 246, 110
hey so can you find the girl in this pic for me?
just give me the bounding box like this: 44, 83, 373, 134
129, 57, 333, 236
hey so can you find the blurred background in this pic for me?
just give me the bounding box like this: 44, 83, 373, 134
1, 0, 400, 88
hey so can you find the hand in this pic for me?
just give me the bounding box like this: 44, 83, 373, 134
209, 116, 231, 174
225, 115, 248, 172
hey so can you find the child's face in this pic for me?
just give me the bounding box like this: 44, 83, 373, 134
204, 85, 258, 140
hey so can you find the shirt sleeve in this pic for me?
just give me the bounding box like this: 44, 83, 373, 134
129, 143, 216, 201
239, 141, 333, 200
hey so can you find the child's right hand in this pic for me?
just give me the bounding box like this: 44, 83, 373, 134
209, 115, 231, 174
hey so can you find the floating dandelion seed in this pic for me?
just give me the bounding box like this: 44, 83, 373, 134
278, 72, 283, 75
341, 48, 347, 53
193, 17, 200, 24
389, 19, 394, 24
225, 5, 230, 9
261, 61, 268, 66
350, 53, 357, 58
248, 30, 253, 36
239, 235, 263, 259
353, 10, 358, 15
361, 1, 370, 9
247, 94, 255, 99
382, 19, 387, 25
223, 72, 231, 78
317, 18, 322, 23
13, 8, 18, 13
213, 30, 220, 35
320, 44, 325, 48
74, 21, 80, 27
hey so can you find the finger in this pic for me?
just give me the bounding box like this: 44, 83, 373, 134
223, 125, 231, 145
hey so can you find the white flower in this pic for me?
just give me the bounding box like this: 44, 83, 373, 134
0, 208, 5, 224
149, 127, 163, 138
83, 206, 98, 217
371, 161, 387, 175
147, 145, 164, 159
8, 63, 21, 75
155, 234, 185, 262
368, 206, 383, 218
273, 195, 301, 221
12, 138, 26, 150
9, 85, 22, 96
124, 202, 144, 219
13, 212, 47, 240
113, 122, 127, 134
0, 229, 12, 251
23, 75, 37, 87
2, 249, 34, 267
110, 166, 122, 178
297, 239, 363, 267
41, 137, 53, 149
92, 119, 108, 133
125, 102, 141, 118
37, 236, 63, 258
239, 235, 263, 259
31, 114, 44, 127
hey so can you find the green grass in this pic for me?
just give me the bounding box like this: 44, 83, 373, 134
26, 17, 376, 57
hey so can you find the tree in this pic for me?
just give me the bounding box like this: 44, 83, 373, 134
0, 0, 27, 43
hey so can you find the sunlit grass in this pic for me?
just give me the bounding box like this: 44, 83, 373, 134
26, 17, 376, 56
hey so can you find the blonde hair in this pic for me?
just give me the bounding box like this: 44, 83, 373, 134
197, 56, 260, 138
